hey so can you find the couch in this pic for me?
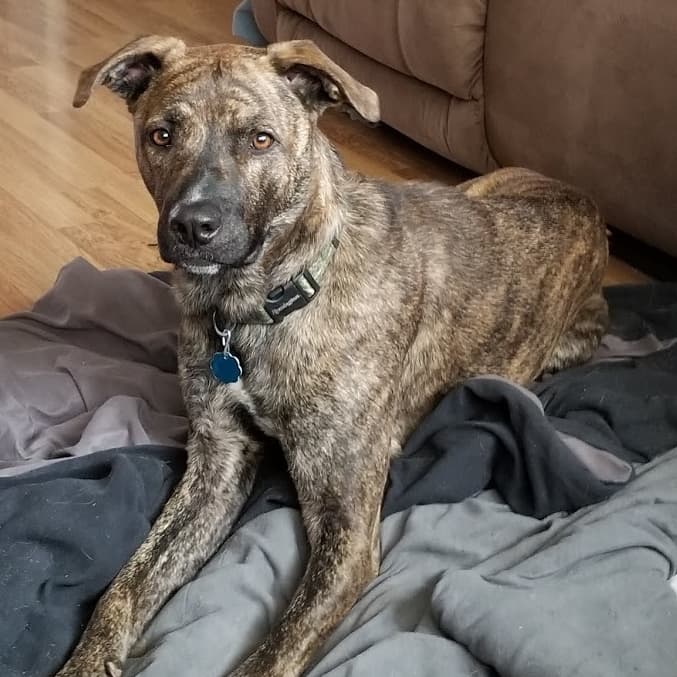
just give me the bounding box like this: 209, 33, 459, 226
247, 0, 677, 260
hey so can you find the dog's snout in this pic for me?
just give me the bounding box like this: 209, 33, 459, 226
169, 201, 222, 247
157, 169, 254, 267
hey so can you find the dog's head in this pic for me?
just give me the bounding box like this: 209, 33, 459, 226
74, 36, 379, 274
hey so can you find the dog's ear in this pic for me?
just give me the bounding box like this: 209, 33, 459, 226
73, 35, 186, 109
267, 40, 380, 123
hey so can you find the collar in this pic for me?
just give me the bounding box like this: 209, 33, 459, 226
224, 236, 339, 325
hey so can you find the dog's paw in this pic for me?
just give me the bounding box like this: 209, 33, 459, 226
230, 656, 298, 677
104, 661, 123, 677
231, 669, 297, 677
55, 593, 133, 677
54, 654, 123, 677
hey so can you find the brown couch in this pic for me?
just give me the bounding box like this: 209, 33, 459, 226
252, 0, 677, 259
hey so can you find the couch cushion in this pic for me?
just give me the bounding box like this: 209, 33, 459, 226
269, 0, 487, 101
484, 0, 677, 257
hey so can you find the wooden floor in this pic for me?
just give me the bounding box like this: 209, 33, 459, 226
0, 0, 647, 316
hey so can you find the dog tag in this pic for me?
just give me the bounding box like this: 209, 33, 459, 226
210, 351, 242, 384
211, 312, 242, 384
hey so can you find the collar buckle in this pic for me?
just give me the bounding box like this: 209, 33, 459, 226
263, 269, 320, 323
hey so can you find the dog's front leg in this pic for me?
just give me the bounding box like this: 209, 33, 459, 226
56, 397, 262, 677
231, 417, 391, 677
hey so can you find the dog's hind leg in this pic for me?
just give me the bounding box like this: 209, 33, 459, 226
542, 292, 609, 373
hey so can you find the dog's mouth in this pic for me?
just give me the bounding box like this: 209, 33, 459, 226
177, 262, 222, 275
170, 242, 263, 275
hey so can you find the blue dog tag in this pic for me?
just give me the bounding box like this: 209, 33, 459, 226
210, 351, 242, 384
211, 312, 242, 384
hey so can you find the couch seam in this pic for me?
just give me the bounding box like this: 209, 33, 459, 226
481, 0, 500, 170
395, 0, 414, 79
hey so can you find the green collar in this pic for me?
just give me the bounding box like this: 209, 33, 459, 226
237, 236, 339, 325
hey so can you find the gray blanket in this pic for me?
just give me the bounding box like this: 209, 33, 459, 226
127, 451, 677, 677
2, 259, 677, 677
0, 258, 185, 475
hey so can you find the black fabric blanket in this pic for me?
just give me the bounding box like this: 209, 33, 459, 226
1, 265, 676, 677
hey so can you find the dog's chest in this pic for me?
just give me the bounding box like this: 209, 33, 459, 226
226, 378, 278, 437
220, 324, 311, 437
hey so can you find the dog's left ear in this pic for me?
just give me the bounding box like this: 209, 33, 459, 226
267, 40, 380, 123
73, 35, 186, 109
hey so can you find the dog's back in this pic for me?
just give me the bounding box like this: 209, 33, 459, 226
327, 167, 607, 442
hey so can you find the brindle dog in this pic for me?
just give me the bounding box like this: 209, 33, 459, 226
57, 36, 608, 677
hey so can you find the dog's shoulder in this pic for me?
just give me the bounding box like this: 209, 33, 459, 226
366, 179, 487, 244
348, 177, 474, 227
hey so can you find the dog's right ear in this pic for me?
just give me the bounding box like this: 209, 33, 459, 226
73, 35, 186, 109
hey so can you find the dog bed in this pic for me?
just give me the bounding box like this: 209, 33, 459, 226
1, 258, 676, 677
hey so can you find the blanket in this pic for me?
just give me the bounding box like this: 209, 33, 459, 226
1, 258, 676, 677
127, 453, 677, 677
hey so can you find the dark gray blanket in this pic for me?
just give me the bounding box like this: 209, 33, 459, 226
1, 259, 676, 677
0, 447, 184, 677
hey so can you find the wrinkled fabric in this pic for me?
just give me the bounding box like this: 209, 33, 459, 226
2, 261, 677, 677
0, 258, 185, 476
0, 446, 184, 677
127, 451, 677, 677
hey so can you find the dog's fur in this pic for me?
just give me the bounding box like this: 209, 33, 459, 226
57, 36, 608, 677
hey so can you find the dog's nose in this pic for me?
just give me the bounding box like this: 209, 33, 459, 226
169, 201, 222, 247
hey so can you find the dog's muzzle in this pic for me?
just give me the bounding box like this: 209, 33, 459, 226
157, 181, 254, 270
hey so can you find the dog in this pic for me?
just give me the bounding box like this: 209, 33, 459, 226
57, 36, 609, 677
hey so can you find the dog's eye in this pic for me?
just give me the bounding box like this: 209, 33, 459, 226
150, 128, 172, 147
251, 132, 274, 152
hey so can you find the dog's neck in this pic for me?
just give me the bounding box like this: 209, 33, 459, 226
176, 131, 350, 324
216, 235, 340, 325
263, 132, 346, 282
